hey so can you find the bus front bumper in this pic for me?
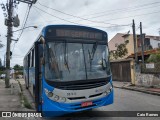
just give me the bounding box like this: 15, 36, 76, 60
42, 90, 113, 117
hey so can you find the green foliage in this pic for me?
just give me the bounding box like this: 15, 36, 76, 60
146, 53, 160, 63
109, 41, 128, 60
0, 71, 4, 75
13, 64, 23, 70
23, 95, 32, 109
0, 66, 6, 71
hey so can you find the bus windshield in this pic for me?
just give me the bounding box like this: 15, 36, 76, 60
45, 41, 111, 82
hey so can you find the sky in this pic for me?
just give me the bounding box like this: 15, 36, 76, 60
0, 0, 160, 67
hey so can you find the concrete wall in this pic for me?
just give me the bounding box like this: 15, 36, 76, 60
135, 72, 160, 87
150, 39, 160, 49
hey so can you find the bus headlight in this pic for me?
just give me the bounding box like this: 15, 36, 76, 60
48, 92, 53, 97
53, 95, 59, 101
44, 88, 67, 103
60, 97, 66, 102
105, 83, 113, 95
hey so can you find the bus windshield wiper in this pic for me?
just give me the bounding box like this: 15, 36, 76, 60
102, 58, 107, 70
88, 41, 98, 61
64, 42, 70, 73
88, 41, 98, 71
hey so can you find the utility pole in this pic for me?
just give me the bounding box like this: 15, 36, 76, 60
132, 19, 137, 63
140, 22, 144, 65
5, 0, 13, 88
5, 0, 37, 88
132, 19, 137, 85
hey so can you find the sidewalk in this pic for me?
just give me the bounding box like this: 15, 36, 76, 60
113, 81, 160, 96
0, 79, 21, 111
0, 79, 42, 120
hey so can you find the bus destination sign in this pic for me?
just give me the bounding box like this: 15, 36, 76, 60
56, 29, 102, 40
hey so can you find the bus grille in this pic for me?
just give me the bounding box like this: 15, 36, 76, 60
68, 93, 103, 100
57, 80, 109, 90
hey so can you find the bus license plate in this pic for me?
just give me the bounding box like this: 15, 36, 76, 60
81, 101, 93, 107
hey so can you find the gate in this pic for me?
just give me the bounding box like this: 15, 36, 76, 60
110, 60, 131, 82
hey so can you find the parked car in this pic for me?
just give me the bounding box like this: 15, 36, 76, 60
0, 74, 6, 79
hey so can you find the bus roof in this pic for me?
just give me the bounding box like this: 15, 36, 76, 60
41, 25, 107, 38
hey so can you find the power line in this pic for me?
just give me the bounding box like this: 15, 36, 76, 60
37, 1, 118, 26
34, 6, 87, 25
103, 10, 160, 22
82, 1, 160, 17
34, 6, 131, 29
17, 4, 32, 41
86, 4, 160, 19
11, 41, 16, 52
12, 4, 32, 55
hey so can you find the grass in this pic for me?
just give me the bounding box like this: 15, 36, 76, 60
17, 79, 33, 109
23, 95, 32, 109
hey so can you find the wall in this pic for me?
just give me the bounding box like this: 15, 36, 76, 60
150, 39, 160, 49
108, 33, 125, 51
135, 72, 160, 87
124, 34, 134, 57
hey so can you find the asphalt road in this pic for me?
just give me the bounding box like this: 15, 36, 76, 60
45, 88, 160, 120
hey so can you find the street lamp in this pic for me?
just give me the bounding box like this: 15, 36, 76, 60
10, 26, 38, 41
12, 25, 38, 32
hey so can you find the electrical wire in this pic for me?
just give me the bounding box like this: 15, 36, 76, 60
37, 1, 118, 26
12, 4, 32, 55
17, 4, 32, 41
82, 1, 160, 17
103, 10, 160, 22
11, 41, 16, 53
34, 6, 131, 29
86, 4, 160, 19
38, 1, 160, 23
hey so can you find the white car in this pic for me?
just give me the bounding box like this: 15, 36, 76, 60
0, 74, 6, 79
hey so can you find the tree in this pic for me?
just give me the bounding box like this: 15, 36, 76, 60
109, 40, 129, 60
13, 64, 23, 70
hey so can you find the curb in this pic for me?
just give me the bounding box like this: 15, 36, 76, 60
10, 79, 22, 95
114, 86, 160, 96
16, 79, 22, 94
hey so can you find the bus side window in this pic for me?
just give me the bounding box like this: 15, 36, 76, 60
32, 49, 34, 67
28, 53, 30, 68
33, 49, 36, 67
39, 45, 43, 66
30, 52, 32, 68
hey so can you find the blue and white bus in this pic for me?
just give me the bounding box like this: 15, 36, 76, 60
23, 25, 113, 117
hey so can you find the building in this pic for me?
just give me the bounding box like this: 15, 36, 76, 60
109, 33, 160, 60
109, 33, 160, 84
